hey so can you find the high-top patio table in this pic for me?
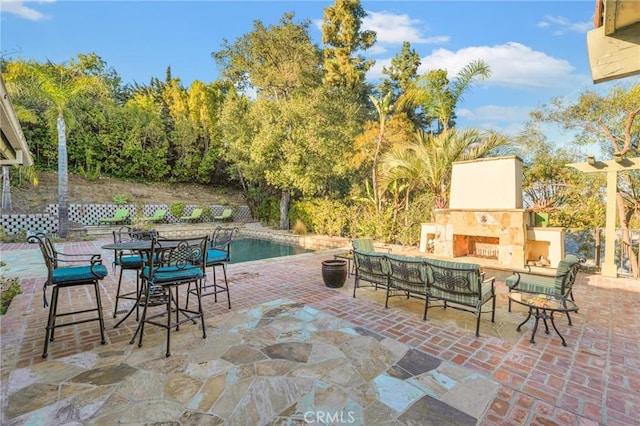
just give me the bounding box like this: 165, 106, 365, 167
508, 291, 579, 346
102, 239, 182, 328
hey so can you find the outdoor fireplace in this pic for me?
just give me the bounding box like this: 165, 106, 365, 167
420, 156, 565, 269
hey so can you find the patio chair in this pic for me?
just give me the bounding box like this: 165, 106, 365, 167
27, 232, 107, 358
505, 254, 583, 325
111, 226, 158, 324
139, 209, 167, 224
343, 237, 390, 276
187, 226, 239, 310
352, 249, 389, 298
133, 235, 209, 357
180, 207, 203, 222
213, 208, 233, 222
98, 208, 130, 226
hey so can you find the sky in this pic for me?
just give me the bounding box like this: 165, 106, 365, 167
1, 0, 636, 146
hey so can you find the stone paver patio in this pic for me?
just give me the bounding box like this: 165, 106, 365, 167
1, 236, 638, 425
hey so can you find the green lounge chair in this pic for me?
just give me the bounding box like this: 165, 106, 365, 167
98, 208, 130, 226
213, 208, 233, 222
181, 207, 203, 222
139, 209, 167, 223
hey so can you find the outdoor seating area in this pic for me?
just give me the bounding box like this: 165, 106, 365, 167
1, 235, 639, 425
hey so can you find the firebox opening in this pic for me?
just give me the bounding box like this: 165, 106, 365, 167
453, 235, 499, 259
526, 240, 550, 265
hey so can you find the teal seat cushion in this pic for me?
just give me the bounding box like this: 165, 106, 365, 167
115, 255, 143, 268
142, 265, 204, 284
52, 264, 108, 284
206, 249, 229, 265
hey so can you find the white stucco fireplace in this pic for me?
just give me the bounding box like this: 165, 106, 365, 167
419, 156, 565, 269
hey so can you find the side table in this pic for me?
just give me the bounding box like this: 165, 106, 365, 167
508, 292, 579, 346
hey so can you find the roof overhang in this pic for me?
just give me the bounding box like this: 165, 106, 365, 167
0, 73, 34, 167
587, 0, 640, 84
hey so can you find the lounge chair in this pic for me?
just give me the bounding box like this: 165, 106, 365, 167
213, 208, 233, 222
139, 209, 166, 223
98, 208, 129, 226
180, 208, 203, 222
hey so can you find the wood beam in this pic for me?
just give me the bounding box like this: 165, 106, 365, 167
587, 23, 640, 84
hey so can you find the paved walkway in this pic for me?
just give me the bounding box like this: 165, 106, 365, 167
1, 237, 639, 425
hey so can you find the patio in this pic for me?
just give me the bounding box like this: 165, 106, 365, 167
1, 236, 638, 425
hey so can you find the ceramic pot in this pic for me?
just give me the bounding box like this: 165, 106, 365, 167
322, 259, 348, 288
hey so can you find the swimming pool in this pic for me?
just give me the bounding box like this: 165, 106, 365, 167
229, 238, 314, 264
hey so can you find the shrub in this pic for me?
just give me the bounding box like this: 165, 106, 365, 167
201, 206, 212, 221
113, 194, 130, 205
292, 219, 307, 235
291, 198, 350, 237
169, 202, 185, 218
0, 261, 21, 315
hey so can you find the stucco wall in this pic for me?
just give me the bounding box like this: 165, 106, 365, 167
449, 156, 523, 210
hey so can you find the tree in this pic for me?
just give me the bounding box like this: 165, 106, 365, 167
378, 41, 421, 102
531, 82, 640, 275
381, 128, 511, 219
514, 122, 605, 229
321, 0, 376, 89
214, 13, 327, 229
398, 60, 490, 134
4, 59, 107, 237
369, 92, 393, 212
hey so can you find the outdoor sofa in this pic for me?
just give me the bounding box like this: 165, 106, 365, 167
352, 249, 496, 337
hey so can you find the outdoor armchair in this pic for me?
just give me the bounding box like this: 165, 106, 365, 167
187, 226, 239, 310
27, 232, 107, 357
133, 235, 209, 357
505, 254, 583, 324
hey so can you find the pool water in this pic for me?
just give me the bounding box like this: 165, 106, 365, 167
229, 238, 314, 264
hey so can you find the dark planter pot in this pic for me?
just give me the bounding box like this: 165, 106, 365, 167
322, 259, 348, 288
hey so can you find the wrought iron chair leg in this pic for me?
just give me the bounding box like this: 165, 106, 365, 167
166, 288, 172, 357
93, 281, 106, 344
221, 264, 230, 309
43, 286, 59, 358
197, 279, 207, 338
113, 268, 125, 318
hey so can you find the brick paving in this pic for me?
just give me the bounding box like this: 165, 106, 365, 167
1, 237, 639, 425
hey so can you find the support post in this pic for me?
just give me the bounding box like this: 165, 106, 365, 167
567, 157, 640, 278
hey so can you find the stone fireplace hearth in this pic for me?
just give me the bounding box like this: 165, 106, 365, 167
420, 156, 565, 269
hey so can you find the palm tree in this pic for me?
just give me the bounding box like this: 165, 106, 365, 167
381, 128, 511, 219
5, 60, 106, 237
398, 59, 490, 134
369, 91, 393, 212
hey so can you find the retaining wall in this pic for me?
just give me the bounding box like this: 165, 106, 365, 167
1, 203, 251, 235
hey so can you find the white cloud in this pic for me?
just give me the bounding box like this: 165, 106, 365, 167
418, 42, 589, 92
362, 11, 449, 45
0, 0, 54, 21
537, 15, 592, 35
457, 105, 532, 135
367, 42, 588, 92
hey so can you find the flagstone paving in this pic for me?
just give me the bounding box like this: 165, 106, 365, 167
1, 236, 639, 425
